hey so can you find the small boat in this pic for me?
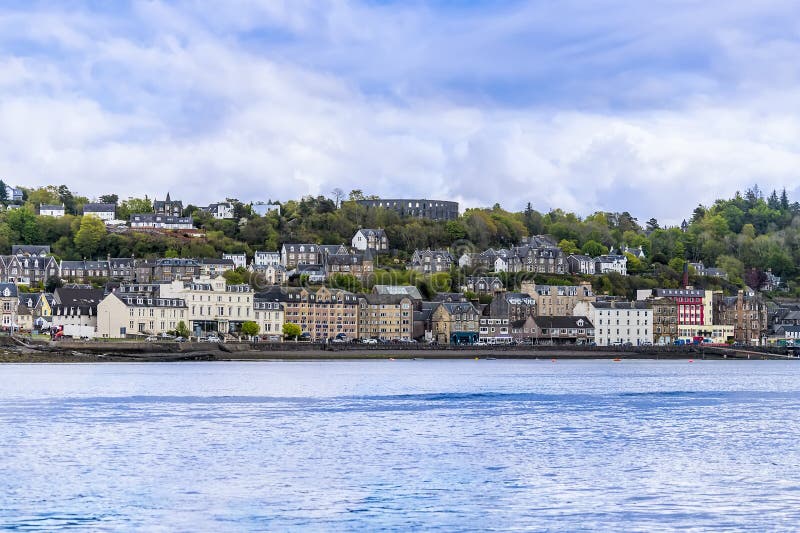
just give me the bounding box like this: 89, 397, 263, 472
613, 358, 622, 362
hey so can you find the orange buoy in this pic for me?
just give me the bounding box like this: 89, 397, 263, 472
613, 358, 622, 362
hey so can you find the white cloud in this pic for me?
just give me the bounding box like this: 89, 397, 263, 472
1, 1, 800, 227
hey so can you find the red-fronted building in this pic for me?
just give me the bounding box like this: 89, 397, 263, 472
655, 288, 705, 325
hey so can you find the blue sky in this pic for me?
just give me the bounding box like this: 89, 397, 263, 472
2, 0, 799, 224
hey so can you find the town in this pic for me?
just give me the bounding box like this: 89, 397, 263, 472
1, 183, 797, 347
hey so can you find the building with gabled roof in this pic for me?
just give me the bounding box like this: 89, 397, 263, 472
97, 292, 188, 338
82, 203, 116, 221
352, 228, 388, 252
154, 192, 183, 216
38, 204, 65, 217
431, 300, 480, 344
410, 249, 454, 274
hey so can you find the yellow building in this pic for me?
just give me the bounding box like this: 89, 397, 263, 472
677, 324, 734, 344
97, 292, 188, 338
358, 294, 413, 341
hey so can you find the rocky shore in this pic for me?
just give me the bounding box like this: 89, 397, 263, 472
1, 337, 789, 363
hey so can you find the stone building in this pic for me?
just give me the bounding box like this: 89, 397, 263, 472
521, 281, 595, 317
714, 289, 768, 345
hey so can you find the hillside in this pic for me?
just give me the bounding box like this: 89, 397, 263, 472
3, 185, 799, 296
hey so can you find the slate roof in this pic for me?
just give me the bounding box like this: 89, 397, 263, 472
12, 245, 50, 256
373, 285, 423, 300
53, 288, 105, 307
0, 283, 19, 298
83, 203, 116, 213
530, 315, 594, 329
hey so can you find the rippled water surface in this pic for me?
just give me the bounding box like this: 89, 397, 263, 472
1, 360, 799, 531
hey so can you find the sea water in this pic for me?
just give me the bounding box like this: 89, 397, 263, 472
1, 360, 799, 531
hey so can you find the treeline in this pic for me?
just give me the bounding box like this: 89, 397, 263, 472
3, 185, 800, 294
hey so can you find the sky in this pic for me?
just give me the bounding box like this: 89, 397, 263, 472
1, 0, 800, 225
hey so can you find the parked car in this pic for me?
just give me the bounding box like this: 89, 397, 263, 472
145, 336, 158, 342
362, 338, 378, 345
206, 335, 221, 343
174, 336, 187, 342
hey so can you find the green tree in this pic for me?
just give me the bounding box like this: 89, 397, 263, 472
24, 186, 61, 208
558, 239, 580, 255
624, 252, 645, 274
57, 185, 77, 214
74, 215, 107, 258
0, 180, 7, 204
99, 194, 119, 205
283, 322, 302, 340
581, 240, 608, 257
118, 197, 153, 220
668, 257, 686, 274
45, 276, 63, 293
6, 207, 40, 244
241, 321, 260, 338
175, 321, 191, 338
222, 267, 249, 285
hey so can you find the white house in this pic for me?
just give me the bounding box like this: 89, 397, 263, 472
567, 254, 594, 275
8, 186, 24, 203
594, 254, 628, 276
130, 214, 194, 230
351, 228, 388, 251
251, 202, 280, 216
253, 297, 284, 338
252, 251, 281, 268
206, 202, 235, 219
621, 245, 646, 260
39, 204, 65, 217
222, 253, 247, 269
573, 301, 652, 346
50, 287, 104, 339
82, 203, 116, 221
1, 283, 19, 331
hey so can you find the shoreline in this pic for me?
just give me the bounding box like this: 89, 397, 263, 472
1, 347, 786, 364
2, 336, 791, 363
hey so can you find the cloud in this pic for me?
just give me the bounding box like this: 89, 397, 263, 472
1, 0, 799, 226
